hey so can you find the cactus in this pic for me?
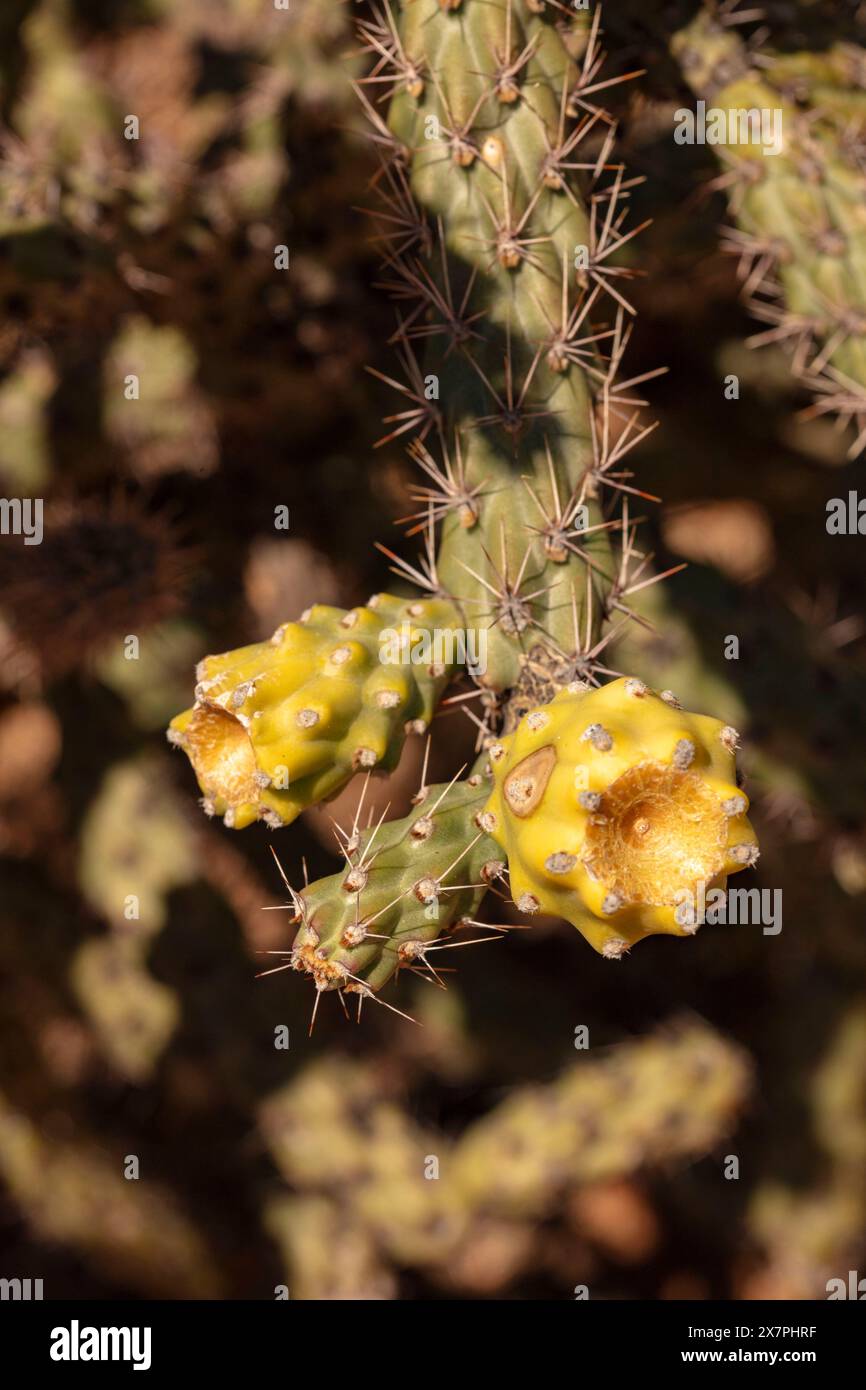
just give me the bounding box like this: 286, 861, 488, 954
159, 0, 766, 1011
0, 1090, 220, 1298
264, 1195, 396, 1301
672, 5, 866, 457
452, 1015, 751, 1216
483, 676, 758, 955
73, 756, 197, 1079
260, 1018, 751, 1286
376, 0, 621, 693
169, 594, 461, 829
746, 1002, 866, 1298
277, 764, 502, 1012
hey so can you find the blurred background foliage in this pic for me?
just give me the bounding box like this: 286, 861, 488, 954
0, 0, 864, 1299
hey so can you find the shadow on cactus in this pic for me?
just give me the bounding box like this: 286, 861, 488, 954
168, 0, 761, 1018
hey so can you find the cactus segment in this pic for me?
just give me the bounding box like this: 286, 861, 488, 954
281, 766, 501, 1005
452, 1016, 751, 1212
374, 0, 649, 690
484, 677, 758, 954
261, 1018, 751, 1263
168, 594, 460, 828
672, 9, 866, 456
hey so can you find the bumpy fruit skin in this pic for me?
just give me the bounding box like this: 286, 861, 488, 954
292, 768, 500, 996
168, 593, 460, 828
484, 677, 758, 955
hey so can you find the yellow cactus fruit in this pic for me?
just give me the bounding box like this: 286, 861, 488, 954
483, 677, 759, 956
168, 593, 460, 828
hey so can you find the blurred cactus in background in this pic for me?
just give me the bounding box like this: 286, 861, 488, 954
673, 1, 866, 456
0, 0, 864, 1304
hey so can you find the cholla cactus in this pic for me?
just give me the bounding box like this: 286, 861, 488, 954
672, 4, 866, 456
167, 0, 760, 1013
261, 1018, 751, 1286
73, 758, 196, 1080
285, 766, 501, 1006
0, 1092, 219, 1298
746, 1003, 866, 1298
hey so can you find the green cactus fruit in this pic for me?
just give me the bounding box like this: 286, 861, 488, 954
169, 593, 462, 829
277, 763, 501, 1009
672, 9, 866, 457
483, 676, 759, 956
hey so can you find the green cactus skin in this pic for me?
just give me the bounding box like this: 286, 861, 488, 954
453, 1014, 751, 1216
285, 764, 502, 1004
73, 757, 196, 1080
672, 10, 866, 457
264, 1195, 397, 1302
368, 0, 657, 692
747, 1002, 866, 1298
